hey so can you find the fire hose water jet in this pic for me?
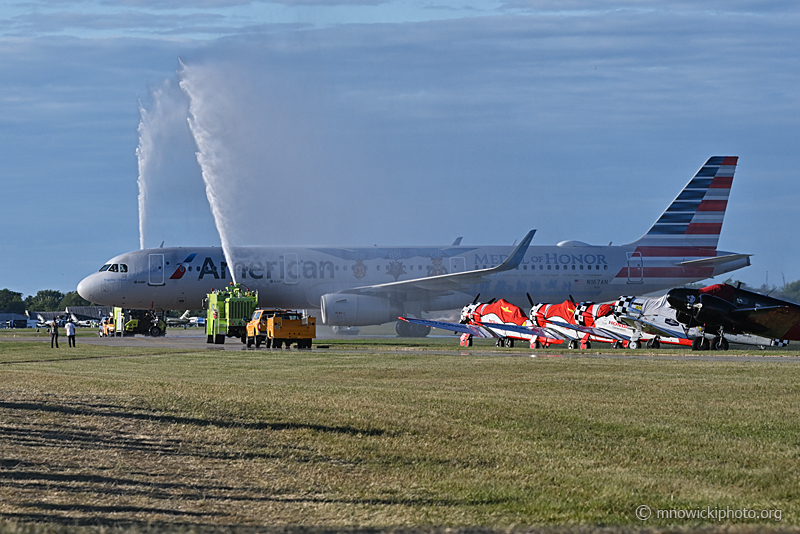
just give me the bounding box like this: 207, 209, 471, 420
178, 61, 239, 283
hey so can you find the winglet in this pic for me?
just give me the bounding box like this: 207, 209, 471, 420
493, 230, 535, 273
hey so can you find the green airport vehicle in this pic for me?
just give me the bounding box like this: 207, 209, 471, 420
107, 307, 167, 337
204, 283, 259, 344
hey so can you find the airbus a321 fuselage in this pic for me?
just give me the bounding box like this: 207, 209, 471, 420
78, 157, 750, 331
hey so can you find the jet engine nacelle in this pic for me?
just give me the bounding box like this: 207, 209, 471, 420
320, 293, 401, 326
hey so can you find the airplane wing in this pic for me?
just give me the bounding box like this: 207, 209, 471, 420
338, 230, 535, 300
615, 315, 688, 339
476, 322, 569, 341
398, 317, 493, 338
729, 306, 800, 339
544, 319, 630, 342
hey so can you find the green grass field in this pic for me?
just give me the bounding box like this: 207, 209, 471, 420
1, 339, 799, 532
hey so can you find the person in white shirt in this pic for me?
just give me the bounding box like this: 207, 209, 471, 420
65, 320, 76, 347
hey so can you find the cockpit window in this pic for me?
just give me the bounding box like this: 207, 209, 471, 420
99, 264, 111, 272
108, 264, 119, 272
120, 264, 128, 273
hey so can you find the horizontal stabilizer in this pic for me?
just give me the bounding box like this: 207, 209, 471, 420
673, 253, 752, 268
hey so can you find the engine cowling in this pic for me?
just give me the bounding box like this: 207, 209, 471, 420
320, 293, 401, 326
694, 293, 739, 329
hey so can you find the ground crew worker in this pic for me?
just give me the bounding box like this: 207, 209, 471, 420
50, 318, 59, 348
65, 320, 76, 347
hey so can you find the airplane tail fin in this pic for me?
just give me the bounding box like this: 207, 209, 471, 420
633, 156, 738, 251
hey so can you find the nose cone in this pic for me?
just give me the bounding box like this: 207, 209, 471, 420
666, 288, 699, 311
77, 274, 97, 303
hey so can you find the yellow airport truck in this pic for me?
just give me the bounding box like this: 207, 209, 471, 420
99, 316, 115, 337
245, 309, 316, 349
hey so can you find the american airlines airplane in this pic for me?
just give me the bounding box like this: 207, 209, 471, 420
77, 156, 750, 336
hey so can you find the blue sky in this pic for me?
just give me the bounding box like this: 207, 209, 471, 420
1, 1, 799, 298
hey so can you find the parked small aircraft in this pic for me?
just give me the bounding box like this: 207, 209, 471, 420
403, 288, 788, 350
666, 283, 800, 349
166, 310, 192, 326
400, 297, 567, 348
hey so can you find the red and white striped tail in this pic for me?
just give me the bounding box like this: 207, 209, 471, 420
619, 156, 739, 281
634, 156, 737, 252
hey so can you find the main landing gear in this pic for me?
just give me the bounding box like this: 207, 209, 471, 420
692, 336, 710, 350
495, 337, 515, 348
646, 337, 661, 349
691, 329, 730, 351
711, 335, 729, 351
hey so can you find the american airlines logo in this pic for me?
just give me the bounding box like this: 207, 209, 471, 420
170, 253, 197, 280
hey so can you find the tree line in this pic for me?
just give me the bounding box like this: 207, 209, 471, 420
0, 289, 91, 314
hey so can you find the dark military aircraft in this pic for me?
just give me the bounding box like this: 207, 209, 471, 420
666, 283, 800, 350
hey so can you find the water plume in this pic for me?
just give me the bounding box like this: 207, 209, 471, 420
178, 60, 239, 281
136, 101, 149, 250
136, 78, 217, 250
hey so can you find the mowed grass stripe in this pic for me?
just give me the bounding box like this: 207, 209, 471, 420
0, 345, 798, 529
0, 341, 192, 364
